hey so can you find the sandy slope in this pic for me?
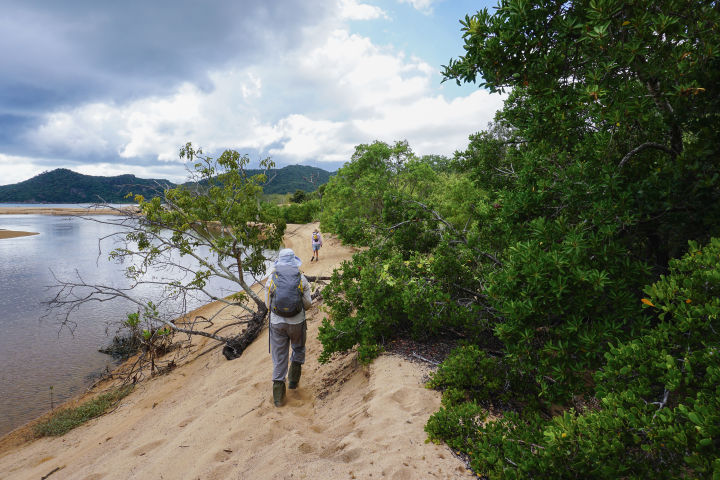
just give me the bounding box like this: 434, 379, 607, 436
0, 222, 472, 480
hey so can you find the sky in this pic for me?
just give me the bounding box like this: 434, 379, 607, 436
0, 0, 503, 185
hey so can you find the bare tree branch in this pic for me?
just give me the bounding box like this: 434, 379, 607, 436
47, 146, 286, 377
618, 142, 676, 168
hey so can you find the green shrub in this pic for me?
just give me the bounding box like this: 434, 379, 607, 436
34, 386, 134, 437
428, 345, 536, 407
487, 216, 653, 403
428, 238, 720, 479
318, 245, 479, 364
290, 189, 308, 203
261, 198, 320, 224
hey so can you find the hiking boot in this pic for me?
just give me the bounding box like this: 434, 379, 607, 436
273, 381, 286, 407
288, 361, 302, 389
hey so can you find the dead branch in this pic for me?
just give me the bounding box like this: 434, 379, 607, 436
618, 142, 675, 168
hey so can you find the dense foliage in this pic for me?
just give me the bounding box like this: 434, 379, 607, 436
427, 239, 720, 479
318, 0, 720, 477
261, 188, 323, 224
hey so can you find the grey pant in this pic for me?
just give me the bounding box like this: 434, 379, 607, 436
269, 321, 307, 382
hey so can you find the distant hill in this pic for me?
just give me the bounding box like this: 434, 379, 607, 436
247, 164, 332, 195
0, 165, 332, 203
0, 169, 172, 203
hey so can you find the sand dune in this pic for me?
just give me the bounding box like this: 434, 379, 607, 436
0, 222, 472, 479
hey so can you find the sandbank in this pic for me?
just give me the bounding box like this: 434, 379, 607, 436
0, 222, 473, 479
0, 230, 39, 239
0, 206, 137, 216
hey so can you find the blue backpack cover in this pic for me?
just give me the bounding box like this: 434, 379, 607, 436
269, 265, 303, 317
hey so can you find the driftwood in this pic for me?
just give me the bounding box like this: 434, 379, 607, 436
305, 275, 331, 282
222, 309, 267, 360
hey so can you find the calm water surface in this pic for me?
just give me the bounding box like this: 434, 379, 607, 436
0, 213, 245, 436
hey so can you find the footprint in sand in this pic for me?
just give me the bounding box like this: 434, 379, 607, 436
389, 387, 414, 409
132, 439, 164, 456
213, 448, 234, 462
298, 442, 314, 454
339, 448, 363, 463
309, 423, 326, 434
80, 474, 106, 480
285, 389, 314, 410
177, 416, 196, 428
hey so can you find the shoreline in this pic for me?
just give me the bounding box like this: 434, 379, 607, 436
0, 206, 138, 216
0, 223, 473, 479
0, 222, 324, 445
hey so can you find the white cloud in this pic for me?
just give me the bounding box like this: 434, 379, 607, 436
297, 30, 433, 113
24, 21, 504, 175
0, 153, 53, 185
268, 115, 350, 163
339, 0, 388, 20
27, 73, 262, 163
354, 89, 505, 155
74, 162, 189, 183
398, 0, 436, 14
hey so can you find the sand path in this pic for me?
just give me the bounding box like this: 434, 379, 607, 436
0, 222, 472, 479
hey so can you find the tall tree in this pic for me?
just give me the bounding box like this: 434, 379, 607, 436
420, 1, 720, 477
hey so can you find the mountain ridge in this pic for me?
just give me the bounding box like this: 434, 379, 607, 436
0, 165, 332, 203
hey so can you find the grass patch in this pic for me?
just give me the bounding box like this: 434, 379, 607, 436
33, 385, 134, 437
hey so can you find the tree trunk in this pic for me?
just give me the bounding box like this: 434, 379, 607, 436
222, 305, 267, 360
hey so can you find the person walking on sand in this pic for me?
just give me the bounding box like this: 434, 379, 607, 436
310, 229, 323, 262
266, 248, 312, 407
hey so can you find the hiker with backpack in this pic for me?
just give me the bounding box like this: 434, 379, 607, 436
310, 229, 323, 262
265, 248, 312, 407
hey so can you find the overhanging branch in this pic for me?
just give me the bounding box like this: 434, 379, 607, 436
618, 142, 675, 168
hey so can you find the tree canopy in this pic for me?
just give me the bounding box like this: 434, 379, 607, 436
318, 1, 720, 477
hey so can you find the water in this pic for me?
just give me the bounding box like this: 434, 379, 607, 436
0, 213, 257, 436
0, 203, 133, 208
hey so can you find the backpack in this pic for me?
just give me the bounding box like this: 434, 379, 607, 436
268, 265, 304, 317
312, 232, 319, 242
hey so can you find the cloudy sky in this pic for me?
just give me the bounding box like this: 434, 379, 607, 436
0, 0, 503, 185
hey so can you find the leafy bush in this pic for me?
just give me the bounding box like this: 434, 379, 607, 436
320, 140, 435, 245
262, 198, 320, 224
428, 345, 536, 408
318, 2, 720, 477
487, 216, 652, 403
427, 238, 720, 479
318, 244, 480, 363
290, 189, 308, 203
